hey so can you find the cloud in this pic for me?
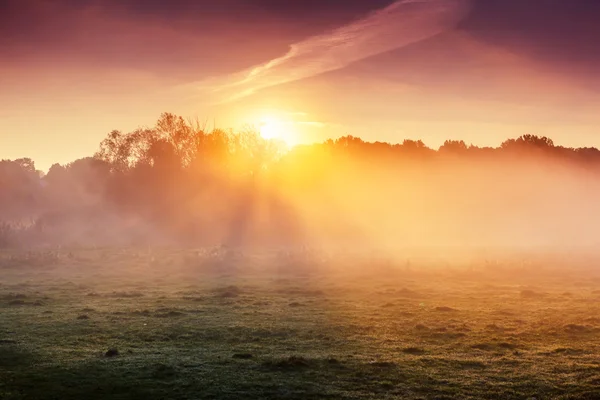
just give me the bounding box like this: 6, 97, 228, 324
296, 121, 327, 128
198, 0, 471, 103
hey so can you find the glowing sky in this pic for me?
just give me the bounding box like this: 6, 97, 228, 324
2, 0, 600, 170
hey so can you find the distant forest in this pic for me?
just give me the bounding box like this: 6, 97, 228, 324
2, 112, 600, 249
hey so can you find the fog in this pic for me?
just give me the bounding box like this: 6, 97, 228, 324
1, 116, 600, 261
275, 148, 600, 256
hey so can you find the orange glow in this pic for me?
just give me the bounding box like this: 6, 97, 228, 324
259, 116, 298, 148
2, 0, 600, 173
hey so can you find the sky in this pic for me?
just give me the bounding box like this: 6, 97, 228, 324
2, 0, 600, 170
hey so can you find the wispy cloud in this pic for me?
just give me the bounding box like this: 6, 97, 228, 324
196, 0, 471, 103
296, 121, 327, 128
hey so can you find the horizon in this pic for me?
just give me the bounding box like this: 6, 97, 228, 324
5, 112, 600, 173
3, 0, 600, 170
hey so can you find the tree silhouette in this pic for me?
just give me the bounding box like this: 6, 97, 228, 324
1, 112, 599, 248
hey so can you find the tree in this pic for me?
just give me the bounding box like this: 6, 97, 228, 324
0, 159, 42, 220
501, 134, 554, 150
439, 140, 468, 154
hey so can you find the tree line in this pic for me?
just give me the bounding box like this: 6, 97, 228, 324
1, 112, 599, 248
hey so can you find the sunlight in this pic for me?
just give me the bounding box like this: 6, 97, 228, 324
259, 117, 297, 147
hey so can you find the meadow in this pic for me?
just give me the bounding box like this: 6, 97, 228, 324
2, 248, 600, 399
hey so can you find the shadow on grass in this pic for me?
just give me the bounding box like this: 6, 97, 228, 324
0, 347, 454, 400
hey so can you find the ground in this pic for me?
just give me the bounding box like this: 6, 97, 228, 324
1, 248, 600, 399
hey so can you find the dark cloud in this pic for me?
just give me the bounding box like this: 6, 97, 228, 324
0, 0, 394, 78
108, 0, 394, 19
461, 0, 600, 73
2, 0, 599, 81
1, 0, 599, 91
330, 0, 600, 105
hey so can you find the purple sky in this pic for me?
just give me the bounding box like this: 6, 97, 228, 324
2, 0, 600, 169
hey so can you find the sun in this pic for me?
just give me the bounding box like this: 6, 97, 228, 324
259, 117, 282, 140
259, 117, 297, 147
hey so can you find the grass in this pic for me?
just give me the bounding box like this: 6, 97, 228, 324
1, 248, 600, 399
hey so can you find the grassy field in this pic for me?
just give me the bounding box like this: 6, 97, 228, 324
2, 248, 600, 399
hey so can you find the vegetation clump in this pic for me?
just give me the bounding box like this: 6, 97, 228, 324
104, 348, 119, 357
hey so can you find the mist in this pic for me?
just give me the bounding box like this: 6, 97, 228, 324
1, 115, 599, 262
